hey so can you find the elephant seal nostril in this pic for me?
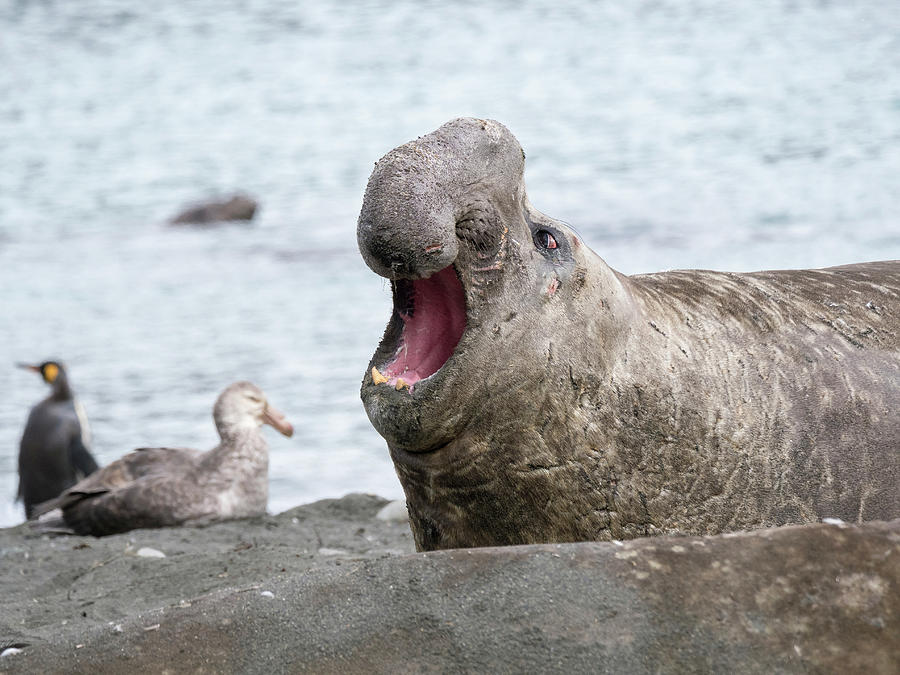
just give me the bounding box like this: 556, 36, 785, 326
357, 118, 523, 281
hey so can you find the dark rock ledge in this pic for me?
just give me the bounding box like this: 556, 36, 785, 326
1, 494, 897, 674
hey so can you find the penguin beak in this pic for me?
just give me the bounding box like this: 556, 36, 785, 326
16, 363, 40, 374
263, 405, 294, 437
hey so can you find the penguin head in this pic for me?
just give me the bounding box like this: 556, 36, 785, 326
18, 360, 67, 386
39, 361, 63, 384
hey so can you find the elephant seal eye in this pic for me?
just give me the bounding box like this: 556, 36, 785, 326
535, 229, 558, 250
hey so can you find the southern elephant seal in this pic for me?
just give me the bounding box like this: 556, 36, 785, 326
357, 117, 900, 552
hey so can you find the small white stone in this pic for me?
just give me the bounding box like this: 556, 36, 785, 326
375, 500, 409, 522
822, 517, 845, 526
136, 547, 166, 558
260, 591, 275, 599
1, 647, 24, 658
615, 549, 638, 560
317, 547, 349, 556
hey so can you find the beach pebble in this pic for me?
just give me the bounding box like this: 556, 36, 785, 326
260, 591, 275, 599
136, 547, 166, 558
317, 547, 349, 556
822, 517, 845, 526
375, 500, 409, 522
1, 647, 24, 658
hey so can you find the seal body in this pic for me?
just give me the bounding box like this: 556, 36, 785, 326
358, 118, 900, 551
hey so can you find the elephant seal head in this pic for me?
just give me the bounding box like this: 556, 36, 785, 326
358, 119, 640, 548
358, 118, 631, 451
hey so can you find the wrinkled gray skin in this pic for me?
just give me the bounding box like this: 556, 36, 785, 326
358, 117, 900, 552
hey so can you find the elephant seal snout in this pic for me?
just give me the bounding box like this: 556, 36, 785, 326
358, 117, 900, 552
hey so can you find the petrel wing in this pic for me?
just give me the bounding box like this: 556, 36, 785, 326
61, 476, 201, 536
28, 447, 196, 520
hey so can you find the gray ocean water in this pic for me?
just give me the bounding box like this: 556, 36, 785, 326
1, 0, 899, 527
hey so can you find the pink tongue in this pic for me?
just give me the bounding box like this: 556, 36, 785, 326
384, 266, 465, 387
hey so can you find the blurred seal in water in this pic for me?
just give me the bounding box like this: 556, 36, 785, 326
169, 194, 258, 224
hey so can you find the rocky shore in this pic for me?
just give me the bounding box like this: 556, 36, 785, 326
1, 495, 898, 673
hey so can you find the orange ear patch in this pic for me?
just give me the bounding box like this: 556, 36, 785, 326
43, 363, 59, 383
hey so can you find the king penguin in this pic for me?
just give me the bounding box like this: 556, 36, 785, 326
17, 360, 99, 518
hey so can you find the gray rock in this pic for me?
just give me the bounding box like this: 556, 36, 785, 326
169, 194, 258, 224
1, 498, 896, 674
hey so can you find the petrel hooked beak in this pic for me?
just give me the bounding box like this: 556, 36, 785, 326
263, 405, 294, 437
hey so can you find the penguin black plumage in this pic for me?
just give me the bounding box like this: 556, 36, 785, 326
17, 360, 99, 518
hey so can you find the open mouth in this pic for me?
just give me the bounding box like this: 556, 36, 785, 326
372, 265, 466, 391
